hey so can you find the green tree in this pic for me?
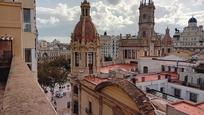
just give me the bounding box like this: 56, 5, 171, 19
38, 56, 70, 93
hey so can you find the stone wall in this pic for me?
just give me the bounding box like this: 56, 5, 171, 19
2, 57, 57, 115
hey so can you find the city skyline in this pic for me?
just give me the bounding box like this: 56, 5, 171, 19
37, 0, 204, 43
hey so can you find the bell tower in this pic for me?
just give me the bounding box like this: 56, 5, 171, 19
138, 0, 155, 40
70, 1, 100, 115
80, 0, 90, 17
70, 0, 100, 77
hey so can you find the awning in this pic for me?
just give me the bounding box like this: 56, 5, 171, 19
0, 35, 14, 41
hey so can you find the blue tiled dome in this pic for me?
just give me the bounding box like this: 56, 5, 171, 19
188, 17, 197, 23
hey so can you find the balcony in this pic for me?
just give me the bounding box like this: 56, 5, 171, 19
1, 57, 57, 115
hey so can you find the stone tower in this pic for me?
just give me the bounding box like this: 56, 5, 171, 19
138, 0, 155, 40
70, 0, 100, 115
70, 0, 100, 77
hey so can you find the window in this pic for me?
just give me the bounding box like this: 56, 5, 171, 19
25, 48, 32, 62
73, 101, 78, 114
143, 14, 146, 19
73, 86, 78, 95
167, 48, 171, 53
144, 51, 147, 56
75, 52, 80, 67
132, 50, 135, 59
86, 101, 92, 114
160, 87, 164, 93
190, 92, 197, 102
124, 50, 128, 59
162, 48, 165, 55
161, 65, 165, 72
143, 66, 148, 73
158, 50, 160, 56
143, 31, 146, 38
23, 9, 31, 32
184, 75, 188, 83
197, 78, 202, 85
168, 66, 171, 72
88, 52, 93, 65
174, 88, 181, 98
127, 50, 131, 59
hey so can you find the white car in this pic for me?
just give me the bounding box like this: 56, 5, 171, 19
55, 91, 63, 98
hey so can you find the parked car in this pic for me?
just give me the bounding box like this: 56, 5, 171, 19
55, 91, 63, 98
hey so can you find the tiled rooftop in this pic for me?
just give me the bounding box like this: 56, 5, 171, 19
134, 72, 178, 83
83, 75, 108, 85
169, 101, 204, 115
100, 64, 136, 73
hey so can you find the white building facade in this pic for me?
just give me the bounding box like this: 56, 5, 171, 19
100, 33, 121, 61
134, 55, 204, 103
174, 17, 204, 52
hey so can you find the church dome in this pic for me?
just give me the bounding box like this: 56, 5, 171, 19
73, 18, 97, 42
72, 0, 98, 42
188, 17, 197, 23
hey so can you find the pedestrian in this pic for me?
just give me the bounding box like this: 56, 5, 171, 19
51, 97, 54, 101
54, 100, 57, 105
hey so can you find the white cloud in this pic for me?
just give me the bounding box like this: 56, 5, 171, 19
37, 3, 80, 22
91, 0, 138, 33
37, 16, 60, 25
37, 0, 204, 43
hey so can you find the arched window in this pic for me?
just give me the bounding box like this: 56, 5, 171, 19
86, 9, 88, 16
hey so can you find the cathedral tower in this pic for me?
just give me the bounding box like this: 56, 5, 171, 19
70, 1, 100, 114
138, 0, 155, 40
70, 0, 100, 77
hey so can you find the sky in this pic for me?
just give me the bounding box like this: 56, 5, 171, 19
36, 0, 204, 43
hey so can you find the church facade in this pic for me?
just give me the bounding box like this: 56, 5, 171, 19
118, 0, 173, 64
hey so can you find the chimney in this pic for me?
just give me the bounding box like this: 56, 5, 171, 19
142, 77, 145, 82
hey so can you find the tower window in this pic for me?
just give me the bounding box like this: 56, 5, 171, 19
75, 52, 80, 67
143, 14, 146, 19
88, 52, 93, 65
143, 31, 146, 38
86, 9, 88, 16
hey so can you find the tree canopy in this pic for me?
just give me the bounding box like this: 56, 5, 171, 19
37, 56, 70, 92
